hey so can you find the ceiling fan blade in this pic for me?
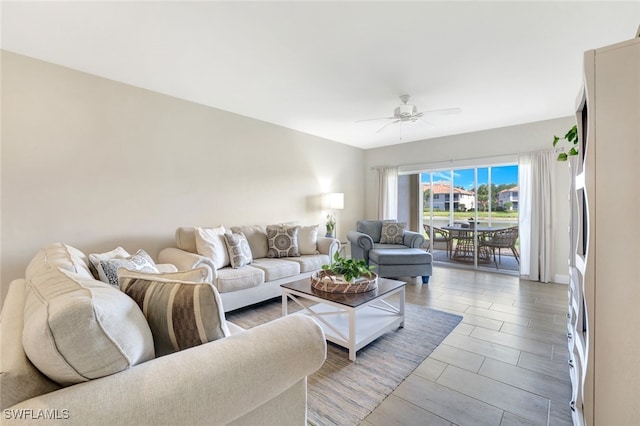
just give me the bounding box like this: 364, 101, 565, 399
421, 107, 462, 116
355, 116, 396, 123
376, 120, 400, 133
419, 118, 436, 127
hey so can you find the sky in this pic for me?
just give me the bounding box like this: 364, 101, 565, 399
421, 165, 518, 190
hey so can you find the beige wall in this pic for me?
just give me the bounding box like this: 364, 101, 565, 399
0, 50, 576, 304
0, 51, 365, 302
364, 117, 575, 283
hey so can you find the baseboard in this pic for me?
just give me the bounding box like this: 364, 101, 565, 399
553, 274, 570, 285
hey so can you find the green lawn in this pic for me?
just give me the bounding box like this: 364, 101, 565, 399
426, 211, 519, 221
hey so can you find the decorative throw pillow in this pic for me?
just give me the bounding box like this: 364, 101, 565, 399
298, 225, 319, 255
380, 221, 406, 244
117, 267, 210, 288
266, 225, 300, 258
223, 232, 253, 268
194, 226, 230, 270
99, 249, 158, 287
119, 276, 230, 357
88, 246, 131, 282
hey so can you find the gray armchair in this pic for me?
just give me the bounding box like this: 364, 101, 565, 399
347, 220, 432, 283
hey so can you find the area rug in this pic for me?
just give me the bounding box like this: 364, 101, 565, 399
226, 299, 463, 425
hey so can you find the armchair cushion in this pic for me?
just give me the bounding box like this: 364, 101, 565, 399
356, 220, 384, 243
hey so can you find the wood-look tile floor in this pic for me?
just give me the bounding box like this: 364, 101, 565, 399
362, 266, 573, 426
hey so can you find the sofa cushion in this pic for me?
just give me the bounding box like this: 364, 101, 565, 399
357, 220, 383, 243
215, 266, 265, 293
1, 279, 61, 410
250, 258, 301, 281
223, 232, 253, 268
298, 225, 319, 255
266, 225, 300, 258
285, 254, 330, 273
120, 275, 230, 357
230, 225, 269, 259
195, 226, 230, 269
380, 222, 406, 244
22, 267, 155, 386
88, 246, 130, 281
99, 249, 158, 286
26, 243, 93, 280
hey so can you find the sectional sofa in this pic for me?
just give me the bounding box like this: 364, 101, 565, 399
0, 243, 327, 424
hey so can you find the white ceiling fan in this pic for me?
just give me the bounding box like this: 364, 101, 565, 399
357, 95, 461, 137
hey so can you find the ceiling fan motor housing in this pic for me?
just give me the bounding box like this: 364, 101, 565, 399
394, 104, 417, 118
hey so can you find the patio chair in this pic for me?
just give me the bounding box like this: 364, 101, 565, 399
423, 224, 453, 258
479, 226, 520, 269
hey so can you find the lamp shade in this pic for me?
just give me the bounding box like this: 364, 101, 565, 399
326, 193, 344, 210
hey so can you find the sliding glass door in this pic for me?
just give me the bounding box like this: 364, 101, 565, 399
421, 164, 519, 273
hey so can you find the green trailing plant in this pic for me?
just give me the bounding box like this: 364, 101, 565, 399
322, 252, 375, 282
553, 125, 578, 161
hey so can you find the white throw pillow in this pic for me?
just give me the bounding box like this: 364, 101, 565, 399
88, 246, 130, 282
298, 225, 319, 255
195, 226, 230, 269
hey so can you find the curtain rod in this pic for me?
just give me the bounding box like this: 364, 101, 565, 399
369, 147, 564, 171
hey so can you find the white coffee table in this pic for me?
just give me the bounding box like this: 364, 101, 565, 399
281, 277, 406, 361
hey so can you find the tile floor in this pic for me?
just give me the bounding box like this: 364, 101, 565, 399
362, 266, 573, 426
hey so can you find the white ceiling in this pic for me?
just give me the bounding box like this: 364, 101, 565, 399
2, 1, 639, 149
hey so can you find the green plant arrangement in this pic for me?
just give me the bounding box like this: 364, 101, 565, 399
322, 252, 375, 282
312, 252, 378, 293
553, 124, 578, 161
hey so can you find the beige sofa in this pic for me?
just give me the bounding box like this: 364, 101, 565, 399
0, 243, 327, 425
159, 226, 340, 312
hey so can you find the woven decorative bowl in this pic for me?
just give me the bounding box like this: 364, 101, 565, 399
310, 270, 378, 293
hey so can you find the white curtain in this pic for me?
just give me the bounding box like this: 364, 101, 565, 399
518, 151, 554, 282
377, 167, 398, 220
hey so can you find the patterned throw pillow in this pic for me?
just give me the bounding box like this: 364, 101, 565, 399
223, 232, 253, 268
380, 222, 406, 244
99, 249, 158, 287
120, 276, 230, 357
89, 246, 131, 282
266, 225, 301, 258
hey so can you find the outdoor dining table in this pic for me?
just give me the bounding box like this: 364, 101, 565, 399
442, 225, 497, 263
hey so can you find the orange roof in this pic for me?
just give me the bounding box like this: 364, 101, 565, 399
423, 182, 474, 196
499, 186, 519, 193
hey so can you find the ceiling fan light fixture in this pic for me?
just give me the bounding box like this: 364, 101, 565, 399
394, 104, 416, 117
